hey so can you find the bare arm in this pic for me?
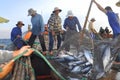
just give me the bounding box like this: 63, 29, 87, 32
92, 0, 107, 14
0, 46, 34, 79
13, 46, 34, 57
0, 60, 14, 79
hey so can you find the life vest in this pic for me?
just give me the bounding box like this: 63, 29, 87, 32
44, 26, 49, 35
23, 31, 32, 41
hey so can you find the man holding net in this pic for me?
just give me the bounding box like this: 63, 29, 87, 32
63, 10, 82, 52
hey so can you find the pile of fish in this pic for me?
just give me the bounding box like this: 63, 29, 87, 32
55, 50, 93, 79
53, 35, 120, 80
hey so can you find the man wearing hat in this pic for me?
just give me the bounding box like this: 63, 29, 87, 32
48, 7, 62, 54
63, 10, 81, 51
92, 0, 120, 38
11, 21, 26, 49
88, 18, 97, 39
64, 10, 81, 31
28, 8, 46, 55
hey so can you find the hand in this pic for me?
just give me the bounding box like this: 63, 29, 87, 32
60, 30, 64, 34
19, 46, 31, 53
66, 27, 69, 31
13, 46, 34, 57
17, 35, 21, 38
40, 32, 44, 35
19, 46, 34, 56
52, 31, 55, 36
23, 48, 34, 56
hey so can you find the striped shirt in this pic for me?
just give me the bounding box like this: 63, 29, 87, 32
48, 13, 62, 32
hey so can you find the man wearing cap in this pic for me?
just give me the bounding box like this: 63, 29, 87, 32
11, 21, 26, 49
48, 7, 62, 54
63, 10, 81, 51
28, 8, 46, 54
93, 0, 120, 62
88, 18, 97, 39
92, 0, 120, 38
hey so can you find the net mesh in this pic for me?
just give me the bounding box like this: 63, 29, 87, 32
51, 29, 120, 79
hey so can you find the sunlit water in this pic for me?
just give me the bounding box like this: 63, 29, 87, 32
0, 39, 11, 49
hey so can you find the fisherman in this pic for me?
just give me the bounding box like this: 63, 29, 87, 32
93, 0, 120, 62
105, 27, 110, 34
99, 27, 105, 38
92, 0, 120, 38
88, 18, 96, 39
44, 24, 49, 43
0, 46, 34, 79
47, 7, 62, 55
28, 8, 46, 55
11, 21, 26, 49
44, 24, 49, 35
63, 10, 81, 51
105, 27, 111, 38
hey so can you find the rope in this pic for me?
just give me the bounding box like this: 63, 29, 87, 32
33, 42, 40, 45
0, 68, 2, 72
13, 50, 28, 61
13, 48, 65, 80
81, 77, 87, 80
16, 59, 35, 80
16, 60, 35, 74
12, 49, 35, 80
22, 38, 40, 45
33, 49, 66, 80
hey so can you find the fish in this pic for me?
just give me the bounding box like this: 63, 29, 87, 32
55, 54, 77, 62
71, 66, 81, 73
102, 46, 111, 70
68, 61, 86, 66
84, 50, 93, 64
55, 34, 120, 80
81, 66, 92, 74
67, 76, 80, 80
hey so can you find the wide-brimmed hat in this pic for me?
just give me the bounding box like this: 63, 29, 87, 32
53, 7, 62, 13
28, 8, 36, 16
16, 21, 24, 26
66, 10, 74, 17
90, 18, 96, 21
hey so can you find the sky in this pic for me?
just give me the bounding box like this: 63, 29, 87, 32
0, 0, 120, 39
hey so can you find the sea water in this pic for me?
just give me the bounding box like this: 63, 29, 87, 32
0, 39, 11, 49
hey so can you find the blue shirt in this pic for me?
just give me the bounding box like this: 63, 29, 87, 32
31, 13, 44, 35
11, 26, 22, 41
106, 11, 120, 36
63, 16, 81, 31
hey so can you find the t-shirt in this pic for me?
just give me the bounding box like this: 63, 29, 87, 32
63, 16, 81, 31
0, 50, 13, 64
31, 13, 44, 35
88, 22, 96, 33
106, 11, 120, 36
11, 26, 22, 41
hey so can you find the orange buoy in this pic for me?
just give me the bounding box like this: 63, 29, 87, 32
23, 31, 32, 41
44, 25, 49, 35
